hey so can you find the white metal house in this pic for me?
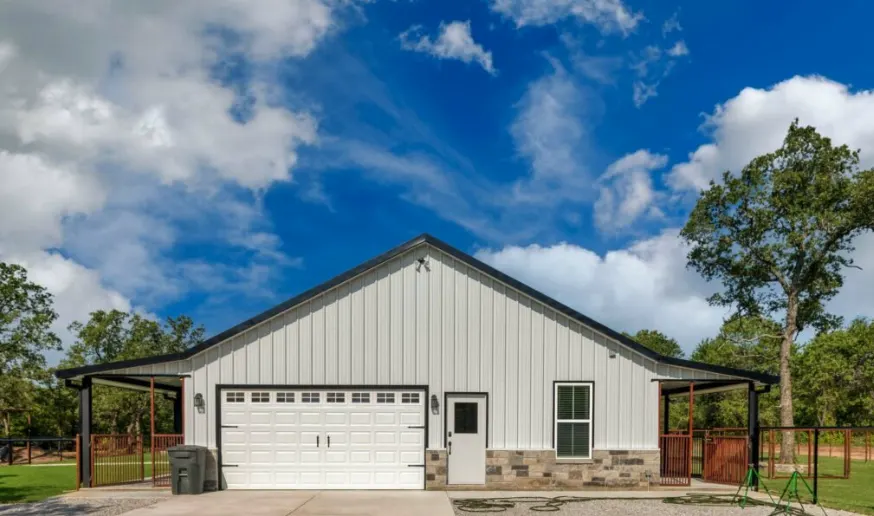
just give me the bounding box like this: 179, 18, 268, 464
57, 234, 776, 490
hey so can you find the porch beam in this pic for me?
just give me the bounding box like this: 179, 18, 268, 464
78, 377, 92, 488
748, 381, 760, 490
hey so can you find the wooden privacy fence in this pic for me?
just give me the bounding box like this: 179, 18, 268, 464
90, 434, 144, 487
660, 434, 691, 486
703, 436, 748, 485
152, 434, 184, 487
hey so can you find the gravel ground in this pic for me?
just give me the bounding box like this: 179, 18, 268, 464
451, 496, 861, 516
0, 497, 163, 516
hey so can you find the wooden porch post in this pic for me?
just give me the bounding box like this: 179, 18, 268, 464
688, 382, 694, 485
150, 376, 155, 487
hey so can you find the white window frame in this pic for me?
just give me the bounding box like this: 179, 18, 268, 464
553, 382, 593, 460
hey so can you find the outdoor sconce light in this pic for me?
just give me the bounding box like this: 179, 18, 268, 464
609, 350, 617, 358
430, 394, 439, 415
194, 393, 205, 413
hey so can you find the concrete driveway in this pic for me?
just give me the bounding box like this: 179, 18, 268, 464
121, 490, 455, 516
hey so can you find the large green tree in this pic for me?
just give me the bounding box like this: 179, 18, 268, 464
625, 329, 684, 358
795, 319, 874, 427
690, 316, 783, 429
63, 310, 204, 435
0, 263, 61, 382
681, 121, 874, 462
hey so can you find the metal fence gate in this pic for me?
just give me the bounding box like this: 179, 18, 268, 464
90, 434, 144, 487
152, 434, 184, 487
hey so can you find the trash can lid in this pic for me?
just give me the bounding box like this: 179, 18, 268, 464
168, 445, 206, 452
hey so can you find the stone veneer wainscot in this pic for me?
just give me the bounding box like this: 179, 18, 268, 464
426, 450, 660, 489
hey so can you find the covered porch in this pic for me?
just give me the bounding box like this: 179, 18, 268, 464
63, 373, 188, 488
656, 378, 772, 488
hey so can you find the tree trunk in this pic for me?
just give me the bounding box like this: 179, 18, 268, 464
779, 296, 798, 464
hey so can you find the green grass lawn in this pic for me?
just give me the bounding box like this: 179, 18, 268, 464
1, 456, 162, 504
0, 465, 77, 503
757, 457, 874, 515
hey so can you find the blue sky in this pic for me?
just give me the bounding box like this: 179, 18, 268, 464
1, 0, 873, 359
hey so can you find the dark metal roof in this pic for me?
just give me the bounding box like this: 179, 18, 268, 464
55, 233, 779, 385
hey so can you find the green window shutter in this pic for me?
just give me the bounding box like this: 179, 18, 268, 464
557, 386, 574, 419
556, 422, 591, 458
573, 385, 590, 420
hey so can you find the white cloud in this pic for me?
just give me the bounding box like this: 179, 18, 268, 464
477, 230, 874, 351
667, 40, 689, 57
594, 150, 668, 231
668, 76, 874, 191
509, 59, 591, 203
476, 230, 727, 351
491, 0, 643, 35
0, 1, 352, 350
400, 21, 496, 75
632, 81, 659, 107
629, 42, 687, 107
662, 11, 682, 36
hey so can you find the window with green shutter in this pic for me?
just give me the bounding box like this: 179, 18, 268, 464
554, 383, 592, 459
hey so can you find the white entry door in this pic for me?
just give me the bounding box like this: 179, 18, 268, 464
446, 393, 486, 485
219, 388, 425, 489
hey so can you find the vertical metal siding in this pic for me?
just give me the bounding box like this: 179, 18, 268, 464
138, 243, 740, 452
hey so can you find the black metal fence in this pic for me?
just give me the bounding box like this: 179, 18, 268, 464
0, 437, 77, 465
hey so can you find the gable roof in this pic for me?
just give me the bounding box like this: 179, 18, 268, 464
56, 234, 779, 384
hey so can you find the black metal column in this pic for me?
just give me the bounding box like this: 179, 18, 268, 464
747, 382, 760, 490
173, 394, 183, 434
663, 394, 671, 434
78, 377, 92, 488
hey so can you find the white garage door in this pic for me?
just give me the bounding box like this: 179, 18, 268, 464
219, 388, 426, 489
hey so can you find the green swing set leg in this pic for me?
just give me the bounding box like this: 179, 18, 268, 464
733, 465, 777, 509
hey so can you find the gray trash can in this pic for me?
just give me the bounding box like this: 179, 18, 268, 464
168, 445, 207, 495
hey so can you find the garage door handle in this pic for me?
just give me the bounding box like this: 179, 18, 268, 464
327, 435, 331, 448
221, 425, 238, 429
407, 425, 426, 429
317, 436, 320, 447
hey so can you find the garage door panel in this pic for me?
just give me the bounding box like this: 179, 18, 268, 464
249, 412, 272, 425
324, 412, 347, 425
374, 432, 397, 444
350, 412, 372, 425
300, 450, 322, 463
224, 412, 247, 425
300, 412, 321, 425
324, 451, 347, 462
350, 450, 371, 463
399, 412, 421, 425
220, 388, 425, 490
275, 451, 297, 464
350, 432, 372, 444
374, 412, 397, 425
275, 431, 298, 444
275, 412, 298, 425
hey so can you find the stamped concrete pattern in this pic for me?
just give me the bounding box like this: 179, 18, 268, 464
448, 494, 863, 516
121, 490, 455, 516
0, 496, 163, 516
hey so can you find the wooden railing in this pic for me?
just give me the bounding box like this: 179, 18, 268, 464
660, 434, 691, 486
152, 434, 184, 487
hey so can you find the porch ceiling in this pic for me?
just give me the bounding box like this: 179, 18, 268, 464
66, 374, 185, 396
656, 379, 766, 397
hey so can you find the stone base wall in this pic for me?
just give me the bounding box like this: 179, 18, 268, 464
427, 449, 659, 490
204, 449, 219, 491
